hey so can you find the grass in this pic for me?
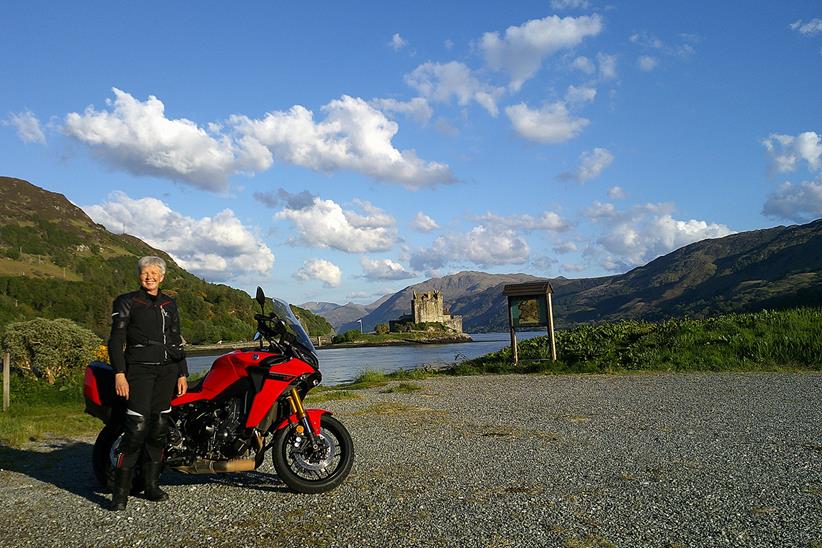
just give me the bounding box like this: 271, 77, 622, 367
3, 307, 820, 445
0, 371, 99, 446
337, 366, 440, 390
462, 307, 822, 375
305, 388, 360, 404
325, 308, 822, 394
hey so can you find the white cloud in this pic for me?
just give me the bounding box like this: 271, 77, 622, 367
471, 211, 570, 231
410, 225, 530, 270
360, 257, 416, 280
5, 110, 46, 144
559, 147, 614, 182
231, 95, 454, 189
389, 33, 407, 50
506, 101, 589, 143
791, 19, 822, 36
585, 200, 618, 219
295, 259, 342, 287
584, 202, 734, 269
630, 32, 697, 61
411, 211, 439, 232
254, 188, 317, 210
608, 185, 626, 199
404, 61, 504, 116
561, 263, 586, 273
565, 84, 597, 104
762, 180, 822, 223
275, 197, 396, 253
83, 192, 274, 280
369, 97, 433, 125
480, 14, 603, 90
553, 241, 578, 254
762, 131, 822, 173
629, 32, 664, 49
638, 55, 659, 71
550, 0, 590, 10
571, 55, 596, 74
444, 39, 454, 50
597, 52, 618, 80
531, 256, 558, 271
64, 88, 267, 192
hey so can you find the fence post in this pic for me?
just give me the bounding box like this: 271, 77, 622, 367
2, 352, 9, 412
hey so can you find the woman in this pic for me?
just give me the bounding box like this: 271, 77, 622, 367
108, 256, 188, 511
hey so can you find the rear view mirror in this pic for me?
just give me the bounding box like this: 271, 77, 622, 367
255, 287, 265, 308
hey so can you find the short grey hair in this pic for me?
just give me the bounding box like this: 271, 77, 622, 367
137, 256, 167, 276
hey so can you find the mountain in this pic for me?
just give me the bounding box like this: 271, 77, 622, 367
5, 177, 819, 339
0, 177, 333, 341
300, 302, 344, 316
337, 272, 552, 333
301, 294, 391, 330
556, 219, 822, 323
331, 219, 822, 333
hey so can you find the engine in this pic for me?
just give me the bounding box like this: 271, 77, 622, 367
166, 397, 250, 465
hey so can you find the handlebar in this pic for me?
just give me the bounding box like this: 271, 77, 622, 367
254, 312, 295, 348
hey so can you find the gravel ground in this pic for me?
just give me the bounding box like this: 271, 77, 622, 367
0, 372, 820, 548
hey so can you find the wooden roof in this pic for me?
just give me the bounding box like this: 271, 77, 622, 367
502, 280, 554, 296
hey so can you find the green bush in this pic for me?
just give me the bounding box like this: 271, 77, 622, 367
332, 329, 362, 344
375, 323, 390, 335
465, 308, 822, 374
0, 317, 102, 383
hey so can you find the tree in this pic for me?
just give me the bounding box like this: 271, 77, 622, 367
375, 323, 390, 335
1, 317, 102, 383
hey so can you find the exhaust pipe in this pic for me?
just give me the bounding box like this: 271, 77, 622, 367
174, 458, 257, 474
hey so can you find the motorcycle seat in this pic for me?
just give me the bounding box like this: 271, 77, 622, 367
186, 375, 207, 393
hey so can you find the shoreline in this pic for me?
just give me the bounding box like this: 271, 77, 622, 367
186, 334, 475, 353
322, 333, 473, 349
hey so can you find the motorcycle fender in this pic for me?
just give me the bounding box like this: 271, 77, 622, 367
274, 409, 331, 435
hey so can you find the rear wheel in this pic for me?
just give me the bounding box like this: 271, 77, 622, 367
272, 415, 354, 494
91, 426, 143, 494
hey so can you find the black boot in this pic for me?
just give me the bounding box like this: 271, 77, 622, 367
142, 461, 169, 502
110, 467, 133, 511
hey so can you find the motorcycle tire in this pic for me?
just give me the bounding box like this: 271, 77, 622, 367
272, 414, 354, 494
91, 426, 143, 495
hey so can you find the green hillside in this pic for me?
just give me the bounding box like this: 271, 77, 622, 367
0, 177, 333, 342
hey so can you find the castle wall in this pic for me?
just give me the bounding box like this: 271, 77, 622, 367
410, 291, 463, 333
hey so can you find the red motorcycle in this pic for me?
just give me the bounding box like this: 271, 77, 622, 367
83, 287, 353, 494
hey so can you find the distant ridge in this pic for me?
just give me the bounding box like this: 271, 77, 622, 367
330, 219, 822, 333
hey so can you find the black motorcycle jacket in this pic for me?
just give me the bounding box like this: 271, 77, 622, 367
108, 288, 188, 377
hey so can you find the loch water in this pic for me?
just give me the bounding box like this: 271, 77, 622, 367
186, 331, 546, 386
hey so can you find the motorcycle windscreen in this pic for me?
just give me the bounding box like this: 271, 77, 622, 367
269, 297, 317, 354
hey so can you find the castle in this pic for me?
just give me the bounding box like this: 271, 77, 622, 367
390, 290, 463, 333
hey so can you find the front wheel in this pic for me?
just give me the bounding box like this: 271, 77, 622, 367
271, 415, 354, 494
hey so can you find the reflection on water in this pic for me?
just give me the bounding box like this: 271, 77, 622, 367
186, 331, 546, 386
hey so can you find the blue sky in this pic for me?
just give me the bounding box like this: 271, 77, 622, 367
2, 1, 821, 305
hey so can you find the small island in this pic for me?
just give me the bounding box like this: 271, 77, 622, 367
326, 290, 473, 348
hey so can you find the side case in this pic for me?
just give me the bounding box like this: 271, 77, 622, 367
83, 361, 122, 424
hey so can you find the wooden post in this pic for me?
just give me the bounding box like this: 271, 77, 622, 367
507, 297, 518, 365
547, 292, 557, 362
2, 352, 9, 412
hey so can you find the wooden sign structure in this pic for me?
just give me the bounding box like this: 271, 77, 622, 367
503, 281, 556, 364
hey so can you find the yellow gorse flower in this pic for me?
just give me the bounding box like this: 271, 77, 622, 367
94, 344, 110, 364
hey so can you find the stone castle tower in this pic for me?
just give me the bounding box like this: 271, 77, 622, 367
411, 291, 463, 333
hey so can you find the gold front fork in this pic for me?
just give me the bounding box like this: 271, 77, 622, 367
289, 388, 316, 439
